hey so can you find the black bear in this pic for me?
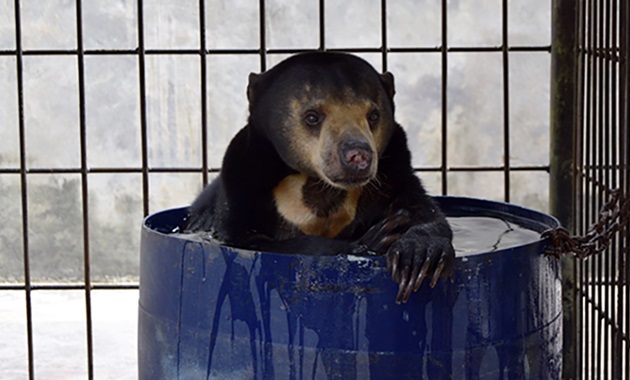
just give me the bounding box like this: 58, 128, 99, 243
182, 52, 455, 303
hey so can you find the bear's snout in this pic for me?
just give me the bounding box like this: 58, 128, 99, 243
339, 139, 373, 176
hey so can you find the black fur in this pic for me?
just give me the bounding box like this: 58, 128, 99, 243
182, 52, 455, 303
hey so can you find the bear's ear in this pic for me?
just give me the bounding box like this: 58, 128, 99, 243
247, 72, 261, 104
380, 72, 396, 99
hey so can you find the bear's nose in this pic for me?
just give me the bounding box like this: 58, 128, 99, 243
339, 139, 373, 173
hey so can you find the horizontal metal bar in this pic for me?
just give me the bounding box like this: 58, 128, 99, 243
446, 165, 550, 172
0, 167, 221, 175
0, 165, 550, 175
0, 283, 139, 291
509, 46, 553, 52
0, 45, 552, 58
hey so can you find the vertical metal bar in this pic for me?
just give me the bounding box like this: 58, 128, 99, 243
550, 1, 577, 377
623, 2, 629, 378
599, 1, 611, 378
137, 0, 150, 216
601, 0, 612, 377
501, 0, 510, 203
584, 0, 594, 376
575, 0, 587, 376
620, 2, 630, 378
575, 0, 586, 375
586, 0, 597, 376
258, 0, 266, 71
318, 0, 325, 51
583, 81, 590, 380
607, 0, 617, 193
440, 0, 448, 195
199, 0, 208, 187
592, 2, 601, 377
609, 2, 622, 377
380, 0, 387, 72
584, 0, 597, 378
595, 0, 606, 376
14, 0, 35, 379
74, 0, 94, 378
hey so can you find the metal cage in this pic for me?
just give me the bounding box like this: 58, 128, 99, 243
1, 0, 628, 378
551, 0, 629, 378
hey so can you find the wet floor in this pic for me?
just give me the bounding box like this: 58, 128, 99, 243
0, 289, 137, 380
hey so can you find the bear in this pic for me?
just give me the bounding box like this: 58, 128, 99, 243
182, 52, 455, 303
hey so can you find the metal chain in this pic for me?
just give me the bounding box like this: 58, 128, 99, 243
543, 188, 630, 258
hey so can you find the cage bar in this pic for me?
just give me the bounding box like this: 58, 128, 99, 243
74, 0, 95, 377
198, 0, 209, 187
572, 0, 630, 378
550, 0, 578, 377
13, 0, 35, 379
501, 0, 510, 203
137, 0, 150, 217
440, 0, 448, 195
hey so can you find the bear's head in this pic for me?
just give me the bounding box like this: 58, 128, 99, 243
247, 52, 396, 190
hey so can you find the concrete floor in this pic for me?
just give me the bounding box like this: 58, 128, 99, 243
0, 289, 137, 380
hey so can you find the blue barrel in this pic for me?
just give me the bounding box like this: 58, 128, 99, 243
138, 197, 562, 379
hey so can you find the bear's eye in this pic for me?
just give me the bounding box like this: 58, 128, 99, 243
304, 110, 324, 127
367, 109, 380, 125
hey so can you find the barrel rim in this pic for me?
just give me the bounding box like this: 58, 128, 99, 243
142, 196, 561, 262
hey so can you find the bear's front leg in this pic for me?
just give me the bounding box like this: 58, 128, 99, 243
354, 209, 412, 254
385, 224, 455, 304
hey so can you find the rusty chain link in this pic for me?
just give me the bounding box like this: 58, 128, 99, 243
543, 188, 630, 258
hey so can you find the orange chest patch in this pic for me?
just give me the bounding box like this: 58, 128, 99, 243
272, 174, 361, 238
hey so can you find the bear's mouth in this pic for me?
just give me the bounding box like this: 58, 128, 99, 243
323, 172, 375, 189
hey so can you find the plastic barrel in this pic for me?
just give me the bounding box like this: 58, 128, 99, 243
138, 197, 562, 379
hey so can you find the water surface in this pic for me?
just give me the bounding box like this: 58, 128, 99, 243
448, 216, 542, 257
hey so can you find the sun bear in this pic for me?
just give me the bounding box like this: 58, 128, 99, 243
182, 52, 455, 303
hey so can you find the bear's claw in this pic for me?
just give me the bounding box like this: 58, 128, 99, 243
386, 232, 455, 304
356, 209, 455, 303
